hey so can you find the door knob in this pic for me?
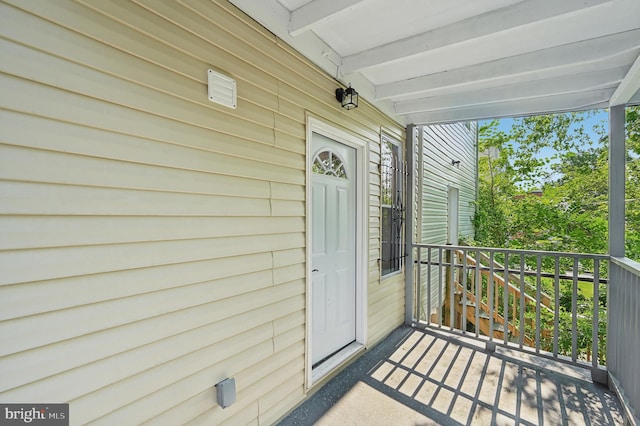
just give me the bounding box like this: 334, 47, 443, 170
312, 269, 319, 272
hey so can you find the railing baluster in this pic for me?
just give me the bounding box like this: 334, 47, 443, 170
489, 251, 495, 342
475, 249, 481, 338
426, 247, 432, 324
462, 250, 468, 334
438, 247, 443, 327
449, 247, 455, 331
416, 246, 422, 323
553, 256, 560, 358
410, 243, 609, 371
503, 252, 510, 346
592, 258, 600, 368
519, 254, 526, 349
536, 255, 542, 354
572, 257, 579, 363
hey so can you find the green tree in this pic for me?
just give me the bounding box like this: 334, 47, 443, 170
473, 121, 516, 246
625, 107, 640, 260
474, 108, 640, 259
474, 112, 605, 254
471, 109, 640, 361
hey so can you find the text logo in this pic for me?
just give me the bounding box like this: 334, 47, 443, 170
1, 404, 68, 425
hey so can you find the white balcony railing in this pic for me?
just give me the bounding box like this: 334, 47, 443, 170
412, 244, 609, 375
607, 257, 640, 423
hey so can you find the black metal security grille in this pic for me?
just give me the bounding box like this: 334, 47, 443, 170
381, 139, 406, 276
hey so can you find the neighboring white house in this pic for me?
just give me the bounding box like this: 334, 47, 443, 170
417, 123, 478, 317
419, 123, 477, 245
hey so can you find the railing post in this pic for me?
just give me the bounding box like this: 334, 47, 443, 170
461, 250, 468, 334
503, 252, 510, 345
438, 247, 443, 327
416, 246, 422, 323
474, 249, 481, 339
535, 255, 542, 354
489, 251, 495, 342
448, 246, 455, 330
426, 247, 432, 323
519, 255, 526, 349
553, 256, 560, 357
592, 259, 603, 380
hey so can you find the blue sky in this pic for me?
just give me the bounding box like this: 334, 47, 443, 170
478, 109, 610, 188
481, 108, 608, 140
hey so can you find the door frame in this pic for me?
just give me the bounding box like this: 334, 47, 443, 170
305, 115, 368, 389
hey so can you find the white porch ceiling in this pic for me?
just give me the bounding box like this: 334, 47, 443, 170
229, 0, 640, 125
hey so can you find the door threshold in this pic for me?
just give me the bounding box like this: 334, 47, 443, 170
311, 341, 364, 385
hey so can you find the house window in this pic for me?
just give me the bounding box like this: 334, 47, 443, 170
381, 137, 404, 276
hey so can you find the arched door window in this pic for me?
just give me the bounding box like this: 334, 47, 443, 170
312, 150, 348, 178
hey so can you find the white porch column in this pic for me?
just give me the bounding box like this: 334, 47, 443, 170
609, 105, 625, 257
607, 104, 640, 424
405, 124, 418, 324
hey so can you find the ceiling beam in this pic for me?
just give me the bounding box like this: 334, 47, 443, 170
376, 30, 640, 100
385, 51, 636, 103
394, 67, 627, 114
288, 0, 365, 37
340, 0, 611, 74
228, 0, 403, 123
609, 52, 640, 106
406, 89, 614, 125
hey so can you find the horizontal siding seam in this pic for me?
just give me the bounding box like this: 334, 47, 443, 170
0, 114, 304, 162
0, 71, 288, 154
0, 243, 304, 288
0, 39, 280, 132
0, 178, 284, 200
0, 231, 305, 253
89, 0, 340, 118
1, 292, 304, 383
0, 141, 305, 183
67, 324, 277, 423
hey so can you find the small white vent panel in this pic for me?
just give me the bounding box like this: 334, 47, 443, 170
208, 69, 237, 109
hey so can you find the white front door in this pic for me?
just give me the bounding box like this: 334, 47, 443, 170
311, 132, 357, 365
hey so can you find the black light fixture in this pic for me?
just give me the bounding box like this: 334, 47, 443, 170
451, 160, 461, 167
336, 84, 358, 110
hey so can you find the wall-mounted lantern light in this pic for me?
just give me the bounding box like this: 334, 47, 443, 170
336, 85, 358, 110
451, 160, 461, 167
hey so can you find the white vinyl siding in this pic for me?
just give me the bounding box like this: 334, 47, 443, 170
0, 0, 404, 424
418, 122, 477, 316
419, 123, 477, 243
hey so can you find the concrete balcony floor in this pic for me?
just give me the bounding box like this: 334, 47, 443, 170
279, 326, 623, 425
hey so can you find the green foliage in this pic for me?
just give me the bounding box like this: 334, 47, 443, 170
471, 108, 640, 362
474, 108, 640, 260
626, 107, 640, 260
473, 121, 516, 246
